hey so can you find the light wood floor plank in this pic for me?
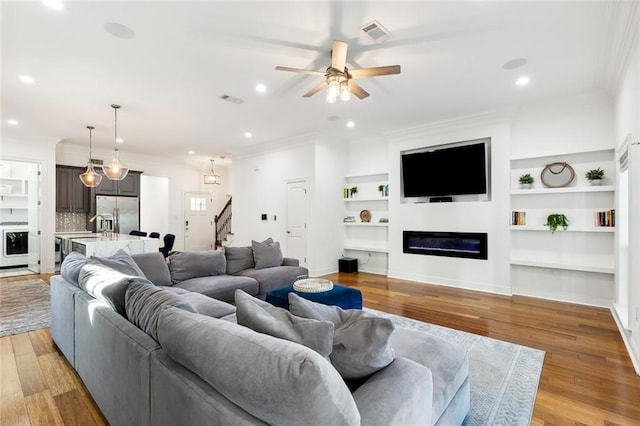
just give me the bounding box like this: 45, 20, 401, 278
54, 389, 102, 426
24, 390, 65, 426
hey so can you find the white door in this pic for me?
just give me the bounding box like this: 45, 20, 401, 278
27, 163, 40, 273
184, 192, 213, 251
285, 180, 308, 266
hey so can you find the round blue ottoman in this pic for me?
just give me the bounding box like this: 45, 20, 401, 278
265, 284, 363, 310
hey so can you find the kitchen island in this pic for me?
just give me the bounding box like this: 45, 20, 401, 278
57, 233, 159, 259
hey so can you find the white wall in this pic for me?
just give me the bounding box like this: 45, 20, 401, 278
384, 111, 512, 294
1, 138, 58, 273
614, 30, 640, 373
56, 144, 232, 251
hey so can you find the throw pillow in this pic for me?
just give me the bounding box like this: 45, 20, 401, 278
288, 292, 395, 379
168, 250, 226, 283
77, 262, 150, 317
224, 246, 255, 275
125, 279, 197, 340
61, 251, 97, 287
251, 239, 283, 270
131, 252, 172, 286
235, 290, 334, 358
92, 249, 146, 277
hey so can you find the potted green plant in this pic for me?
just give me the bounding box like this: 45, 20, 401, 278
518, 173, 535, 189
349, 186, 358, 198
585, 168, 605, 186
545, 213, 569, 234
378, 184, 385, 196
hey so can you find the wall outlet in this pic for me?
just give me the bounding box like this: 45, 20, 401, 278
261, 214, 267, 221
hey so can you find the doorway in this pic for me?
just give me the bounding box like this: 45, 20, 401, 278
285, 179, 308, 267
183, 192, 213, 251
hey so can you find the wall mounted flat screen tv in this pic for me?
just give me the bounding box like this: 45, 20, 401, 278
401, 140, 489, 199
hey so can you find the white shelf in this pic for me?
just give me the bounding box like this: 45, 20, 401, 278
0, 177, 26, 182
343, 197, 388, 202
510, 259, 614, 274
510, 185, 615, 195
509, 225, 615, 233
344, 172, 389, 179
344, 222, 389, 227
0, 194, 27, 198
344, 245, 389, 253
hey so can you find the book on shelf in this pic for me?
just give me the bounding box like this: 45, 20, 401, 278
511, 211, 526, 226
594, 209, 615, 227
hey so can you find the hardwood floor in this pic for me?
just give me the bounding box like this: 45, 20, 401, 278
2, 272, 639, 425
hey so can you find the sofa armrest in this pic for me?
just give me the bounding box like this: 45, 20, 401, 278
282, 257, 300, 267
352, 357, 433, 426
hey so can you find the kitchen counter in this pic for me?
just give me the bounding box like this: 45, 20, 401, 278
58, 233, 159, 258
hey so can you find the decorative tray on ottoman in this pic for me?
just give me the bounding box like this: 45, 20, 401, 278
293, 278, 334, 293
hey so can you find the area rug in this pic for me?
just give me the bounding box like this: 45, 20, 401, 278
367, 308, 545, 426
0, 278, 51, 337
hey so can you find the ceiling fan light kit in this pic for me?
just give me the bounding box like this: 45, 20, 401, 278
276, 39, 401, 103
102, 104, 130, 181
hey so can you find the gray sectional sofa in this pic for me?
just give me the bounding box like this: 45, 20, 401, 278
51, 249, 470, 426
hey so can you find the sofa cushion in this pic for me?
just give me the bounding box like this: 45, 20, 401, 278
125, 280, 197, 340
251, 239, 283, 270
224, 246, 255, 275
289, 293, 395, 379
181, 292, 236, 318
235, 290, 334, 357
77, 262, 149, 316
131, 252, 172, 286
60, 251, 96, 287
173, 275, 258, 303
390, 327, 469, 423
157, 307, 360, 426
93, 249, 146, 277
235, 266, 309, 297
169, 250, 226, 283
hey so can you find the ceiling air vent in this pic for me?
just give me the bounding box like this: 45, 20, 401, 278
361, 20, 390, 43
91, 158, 103, 165
220, 94, 244, 104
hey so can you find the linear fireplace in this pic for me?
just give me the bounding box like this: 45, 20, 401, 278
403, 231, 488, 260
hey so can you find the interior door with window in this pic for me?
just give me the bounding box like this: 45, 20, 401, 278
285, 179, 308, 267
184, 192, 213, 251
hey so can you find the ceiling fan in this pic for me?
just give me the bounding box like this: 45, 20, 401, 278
275, 40, 401, 102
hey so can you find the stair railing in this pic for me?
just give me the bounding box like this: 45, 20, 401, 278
215, 197, 232, 249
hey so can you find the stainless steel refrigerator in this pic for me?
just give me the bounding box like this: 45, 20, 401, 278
95, 196, 139, 235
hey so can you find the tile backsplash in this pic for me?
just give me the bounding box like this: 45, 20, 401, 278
56, 212, 88, 232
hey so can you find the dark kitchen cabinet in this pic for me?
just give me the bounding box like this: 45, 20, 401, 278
95, 171, 141, 197
56, 166, 90, 213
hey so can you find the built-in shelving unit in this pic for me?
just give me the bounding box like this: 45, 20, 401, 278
509, 149, 615, 306
343, 172, 389, 275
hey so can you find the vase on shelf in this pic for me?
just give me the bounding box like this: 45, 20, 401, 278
588, 179, 603, 186
519, 183, 532, 190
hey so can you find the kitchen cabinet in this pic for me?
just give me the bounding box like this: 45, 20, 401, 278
56, 166, 90, 213
95, 171, 141, 197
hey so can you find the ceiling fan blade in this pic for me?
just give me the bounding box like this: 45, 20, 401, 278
275, 66, 325, 76
348, 81, 370, 99
331, 40, 348, 71
302, 81, 328, 98
349, 65, 401, 79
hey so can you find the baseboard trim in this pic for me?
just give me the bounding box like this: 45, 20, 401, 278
387, 270, 511, 296
512, 289, 610, 308
610, 304, 640, 375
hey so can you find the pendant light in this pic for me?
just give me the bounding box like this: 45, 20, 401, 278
79, 125, 103, 187
102, 104, 129, 180
203, 159, 221, 185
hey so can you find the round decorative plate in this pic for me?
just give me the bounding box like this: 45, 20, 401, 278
360, 209, 372, 222
540, 162, 575, 188
293, 278, 334, 293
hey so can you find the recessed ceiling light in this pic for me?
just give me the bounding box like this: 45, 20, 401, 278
244, 132, 253, 139
188, 150, 195, 155
346, 121, 355, 128
255, 83, 267, 93
42, 0, 64, 11
19, 75, 35, 84
7, 119, 19, 125
104, 22, 135, 40
515, 76, 530, 86
115, 138, 124, 144
502, 58, 528, 70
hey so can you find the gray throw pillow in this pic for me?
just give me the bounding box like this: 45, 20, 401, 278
61, 251, 97, 287
92, 249, 146, 277
181, 292, 236, 318
224, 246, 255, 275
168, 250, 226, 283
288, 292, 395, 379
131, 252, 172, 286
78, 262, 149, 317
235, 290, 334, 358
251, 239, 283, 270
125, 280, 196, 340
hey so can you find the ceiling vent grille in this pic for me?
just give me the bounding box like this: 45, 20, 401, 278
90, 158, 103, 165
220, 94, 244, 104
361, 20, 390, 43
